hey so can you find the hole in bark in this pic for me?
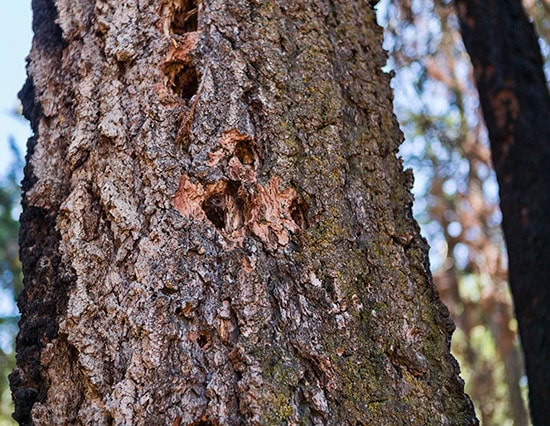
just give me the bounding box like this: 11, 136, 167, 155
290, 198, 309, 229
171, 0, 199, 34
234, 138, 256, 166
201, 181, 245, 233
202, 194, 226, 229
161, 286, 178, 296
197, 331, 210, 348
174, 66, 199, 101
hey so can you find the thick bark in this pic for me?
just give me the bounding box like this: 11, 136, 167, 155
12, 0, 476, 424
455, 1, 550, 424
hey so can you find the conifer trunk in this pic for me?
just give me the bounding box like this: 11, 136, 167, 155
11, 0, 477, 424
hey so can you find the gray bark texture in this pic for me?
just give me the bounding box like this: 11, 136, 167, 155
11, 0, 477, 424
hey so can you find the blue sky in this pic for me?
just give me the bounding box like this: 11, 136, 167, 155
0, 4, 32, 321
0, 3, 33, 173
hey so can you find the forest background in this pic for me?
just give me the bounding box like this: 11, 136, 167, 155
1, 0, 548, 424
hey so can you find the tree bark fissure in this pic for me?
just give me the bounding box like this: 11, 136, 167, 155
455, 1, 550, 424
13, 0, 476, 424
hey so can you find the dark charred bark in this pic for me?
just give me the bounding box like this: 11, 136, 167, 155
10, 1, 76, 425
455, 1, 550, 424
12, 0, 477, 424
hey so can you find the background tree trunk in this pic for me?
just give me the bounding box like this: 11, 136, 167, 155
11, 0, 477, 424
455, 1, 550, 424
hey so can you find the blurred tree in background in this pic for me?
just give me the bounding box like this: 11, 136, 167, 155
0, 137, 22, 425
379, 0, 550, 424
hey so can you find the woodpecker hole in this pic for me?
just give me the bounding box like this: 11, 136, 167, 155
202, 194, 226, 230
160, 286, 178, 296
171, 0, 199, 34
174, 65, 199, 101
235, 139, 256, 166
197, 331, 210, 348
290, 198, 309, 229
201, 182, 244, 233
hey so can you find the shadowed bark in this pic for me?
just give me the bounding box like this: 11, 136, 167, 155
455, 1, 550, 424
11, 0, 477, 424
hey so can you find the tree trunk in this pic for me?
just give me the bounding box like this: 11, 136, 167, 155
11, 0, 477, 424
455, 1, 550, 424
